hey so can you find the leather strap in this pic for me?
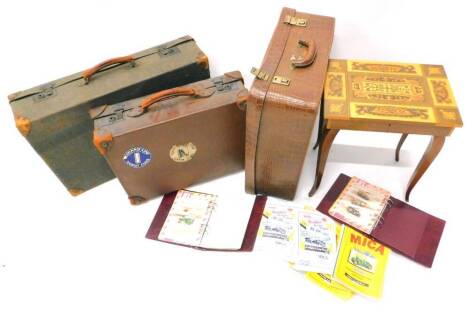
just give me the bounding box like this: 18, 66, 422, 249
126, 84, 216, 118
140, 87, 196, 110
291, 39, 317, 68
82, 55, 135, 84
245, 7, 296, 194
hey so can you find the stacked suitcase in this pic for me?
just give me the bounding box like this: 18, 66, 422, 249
8, 8, 335, 202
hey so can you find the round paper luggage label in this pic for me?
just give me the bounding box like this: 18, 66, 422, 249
169, 142, 197, 162
123, 147, 152, 168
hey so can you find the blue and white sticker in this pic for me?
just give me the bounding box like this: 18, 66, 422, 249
123, 147, 152, 168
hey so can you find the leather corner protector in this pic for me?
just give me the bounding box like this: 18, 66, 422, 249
196, 54, 209, 70
15, 115, 31, 136
93, 131, 113, 155
68, 188, 84, 196
236, 90, 250, 111
129, 196, 147, 206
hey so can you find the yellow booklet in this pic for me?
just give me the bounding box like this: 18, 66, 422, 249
306, 224, 355, 300
306, 272, 355, 300
333, 226, 390, 298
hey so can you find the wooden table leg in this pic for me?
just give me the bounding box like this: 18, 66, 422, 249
405, 135, 445, 201
313, 118, 324, 150
313, 98, 324, 150
309, 127, 339, 196
395, 133, 408, 162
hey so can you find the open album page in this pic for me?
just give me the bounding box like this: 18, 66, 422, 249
328, 177, 391, 234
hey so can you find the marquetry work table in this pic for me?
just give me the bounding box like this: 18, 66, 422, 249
309, 59, 463, 201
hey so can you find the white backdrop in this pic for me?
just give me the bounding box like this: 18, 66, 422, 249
1, 0, 469, 309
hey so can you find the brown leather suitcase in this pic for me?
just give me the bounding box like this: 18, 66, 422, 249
245, 7, 335, 200
91, 71, 248, 204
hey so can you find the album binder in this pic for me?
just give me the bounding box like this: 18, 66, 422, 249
146, 190, 267, 251
317, 174, 445, 267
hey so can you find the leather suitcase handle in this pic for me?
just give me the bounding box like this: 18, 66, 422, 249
140, 87, 196, 110
82, 55, 135, 84
291, 39, 317, 68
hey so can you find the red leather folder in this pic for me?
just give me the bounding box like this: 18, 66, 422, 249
317, 174, 445, 267
146, 191, 267, 251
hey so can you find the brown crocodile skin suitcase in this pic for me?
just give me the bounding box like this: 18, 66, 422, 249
91, 71, 248, 205
245, 7, 335, 200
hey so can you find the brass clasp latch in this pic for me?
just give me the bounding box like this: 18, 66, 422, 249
284, 15, 308, 27
272, 75, 291, 86
251, 67, 290, 86
251, 67, 270, 81
34, 83, 55, 101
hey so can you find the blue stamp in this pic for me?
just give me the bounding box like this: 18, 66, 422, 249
123, 147, 152, 168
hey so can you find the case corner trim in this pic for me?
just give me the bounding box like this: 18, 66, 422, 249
15, 115, 32, 136
93, 131, 113, 155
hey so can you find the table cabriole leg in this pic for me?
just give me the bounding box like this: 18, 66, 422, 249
395, 133, 409, 162
313, 99, 324, 150
405, 135, 445, 201
309, 127, 339, 196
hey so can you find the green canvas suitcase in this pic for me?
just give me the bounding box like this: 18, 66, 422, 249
8, 36, 210, 196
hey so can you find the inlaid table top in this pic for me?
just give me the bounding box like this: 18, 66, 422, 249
311, 59, 463, 201
323, 59, 463, 129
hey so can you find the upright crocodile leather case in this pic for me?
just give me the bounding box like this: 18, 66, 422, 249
245, 7, 335, 199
